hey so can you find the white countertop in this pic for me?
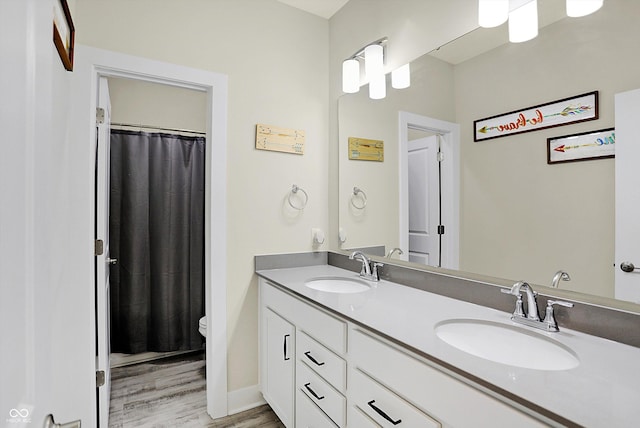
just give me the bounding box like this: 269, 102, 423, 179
257, 264, 640, 427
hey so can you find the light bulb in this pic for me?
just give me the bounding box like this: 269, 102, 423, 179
391, 64, 410, 89
478, 0, 509, 28
342, 59, 360, 93
369, 73, 386, 100
509, 0, 538, 43
364, 44, 384, 78
566, 0, 603, 17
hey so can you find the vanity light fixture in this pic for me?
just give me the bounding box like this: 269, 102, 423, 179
479, 0, 604, 43
341, 37, 410, 99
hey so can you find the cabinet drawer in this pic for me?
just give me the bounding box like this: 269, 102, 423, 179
297, 361, 346, 427
352, 368, 441, 428
297, 331, 346, 392
296, 389, 339, 428
350, 328, 546, 427
294, 298, 346, 355
348, 405, 381, 428
261, 281, 346, 354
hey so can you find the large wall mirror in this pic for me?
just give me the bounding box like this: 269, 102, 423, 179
337, 0, 640, 306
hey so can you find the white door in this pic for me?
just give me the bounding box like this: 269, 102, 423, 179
263, 308, 295, 427
407, 136, 441, 266
615, 88, 640, 303
96, 76, 112, 426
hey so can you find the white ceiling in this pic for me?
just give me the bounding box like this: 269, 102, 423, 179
276, 0, 349, 19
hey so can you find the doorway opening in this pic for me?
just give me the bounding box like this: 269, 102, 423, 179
79, 46, 229, 425
106, 77, 207, 368
399, 111, 460, 270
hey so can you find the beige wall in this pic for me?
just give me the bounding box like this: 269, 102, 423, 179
107, 78, 207, 133
456, 0, 639, 297
337, 53, 455, 251
75, 0, 329, 391
328, 0, 479, 248
332, 0, 639, 299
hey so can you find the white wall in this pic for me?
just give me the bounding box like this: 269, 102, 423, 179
74, 0, 329, 393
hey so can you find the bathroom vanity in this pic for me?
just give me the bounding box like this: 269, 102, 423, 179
257, 256, 640, 427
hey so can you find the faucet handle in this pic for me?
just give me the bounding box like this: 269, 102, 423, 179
501, 287, 525, 317
548, 299, 574, 308
371, 262, 384, 280
543, 299, 574, 331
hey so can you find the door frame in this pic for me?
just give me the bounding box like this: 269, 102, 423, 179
73, 45, 229, 419
399, 111, 460, 270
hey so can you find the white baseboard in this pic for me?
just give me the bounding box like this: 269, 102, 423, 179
227, 384, 266, 415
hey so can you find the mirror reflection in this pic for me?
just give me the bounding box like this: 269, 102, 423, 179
337, 0, 640, 302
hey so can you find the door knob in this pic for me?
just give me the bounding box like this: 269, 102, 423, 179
106, 258, 118, 265
620, 262, 638, 272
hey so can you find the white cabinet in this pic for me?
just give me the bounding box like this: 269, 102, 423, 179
296, 389, 340, 428
260, 279, 547, 427
349, 328, 546, 428
260, 279, 347, 427
262, 308, 295, 427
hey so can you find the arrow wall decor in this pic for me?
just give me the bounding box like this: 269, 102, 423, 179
547, 128, 615, 164
474, 91, 598, 142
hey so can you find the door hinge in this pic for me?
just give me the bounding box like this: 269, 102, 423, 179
96, 107, 105, 124
437, 151, 444, 162
437, 225, 445, 235
95, 239, 104, 256
96, 370, 105, 387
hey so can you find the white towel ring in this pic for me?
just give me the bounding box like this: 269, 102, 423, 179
351, 186, 367, 210
288, 184, 308, 210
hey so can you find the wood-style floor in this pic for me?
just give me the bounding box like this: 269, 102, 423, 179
108, 353, 284, 427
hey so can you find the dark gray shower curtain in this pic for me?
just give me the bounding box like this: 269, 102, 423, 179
109, 129, 205, 354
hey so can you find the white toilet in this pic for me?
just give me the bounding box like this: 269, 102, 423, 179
198, 316, 207, 338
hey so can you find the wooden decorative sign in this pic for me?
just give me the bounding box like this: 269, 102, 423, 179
348, 137, 384, 162
256, 124, 305, 154
474, 91, 598, 142
547, 128, 614, 164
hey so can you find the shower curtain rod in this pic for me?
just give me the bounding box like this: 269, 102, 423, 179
111, 122, 206, 136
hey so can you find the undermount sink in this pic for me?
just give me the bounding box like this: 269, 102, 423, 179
435, 319, 579, 371
304, 276, 371, 294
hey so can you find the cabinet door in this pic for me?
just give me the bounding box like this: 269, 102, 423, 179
263, 308, 295, 428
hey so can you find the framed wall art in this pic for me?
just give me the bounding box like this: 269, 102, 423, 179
547, 128, 615, 164
474, 91, 598, 142
53, 0, 75, 71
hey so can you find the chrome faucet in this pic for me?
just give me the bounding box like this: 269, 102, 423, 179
551, 270, 571, 288
350, 251, 383, 281
502, 281, 539, 321
501, 281, 574, 332
386, 247, 404, 258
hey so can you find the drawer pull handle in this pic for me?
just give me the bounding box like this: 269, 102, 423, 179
283, 334, 290, 361
304, 382, 325, 400
304, 351, 325, 366
368, 400, 402, 425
